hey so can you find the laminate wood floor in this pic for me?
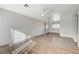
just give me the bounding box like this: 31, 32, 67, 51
1, 33, 78, 54
27, 33, 79, 54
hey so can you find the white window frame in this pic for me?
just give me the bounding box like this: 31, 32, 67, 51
11, 29, 26, 43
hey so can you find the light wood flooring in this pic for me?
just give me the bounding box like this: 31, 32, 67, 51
0, 33, 79, 54
27, 33, 79, 54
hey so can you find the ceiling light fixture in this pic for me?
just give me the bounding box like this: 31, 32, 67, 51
41, 14, 45, 17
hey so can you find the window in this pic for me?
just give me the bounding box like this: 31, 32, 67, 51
52, 24, 60, 28
52, 13, 60, 21
52, 13, 60, 29
11, 29, 26, 43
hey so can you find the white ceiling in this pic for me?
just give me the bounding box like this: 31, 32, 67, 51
0, 4, 79, 21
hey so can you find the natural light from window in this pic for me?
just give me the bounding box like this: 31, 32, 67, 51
52, 24, 60, 28
11, 29, 26, 43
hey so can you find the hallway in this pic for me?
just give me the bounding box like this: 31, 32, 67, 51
27, 33, 79, 54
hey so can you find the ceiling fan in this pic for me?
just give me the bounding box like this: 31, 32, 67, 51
41, 8, 52, 17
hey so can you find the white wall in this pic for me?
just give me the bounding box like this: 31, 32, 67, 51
60, 12, 78, 42
72, 13, 78, 42
78, 13, 79, 47
0, 8, 44, 46
60, 13, 73, 38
